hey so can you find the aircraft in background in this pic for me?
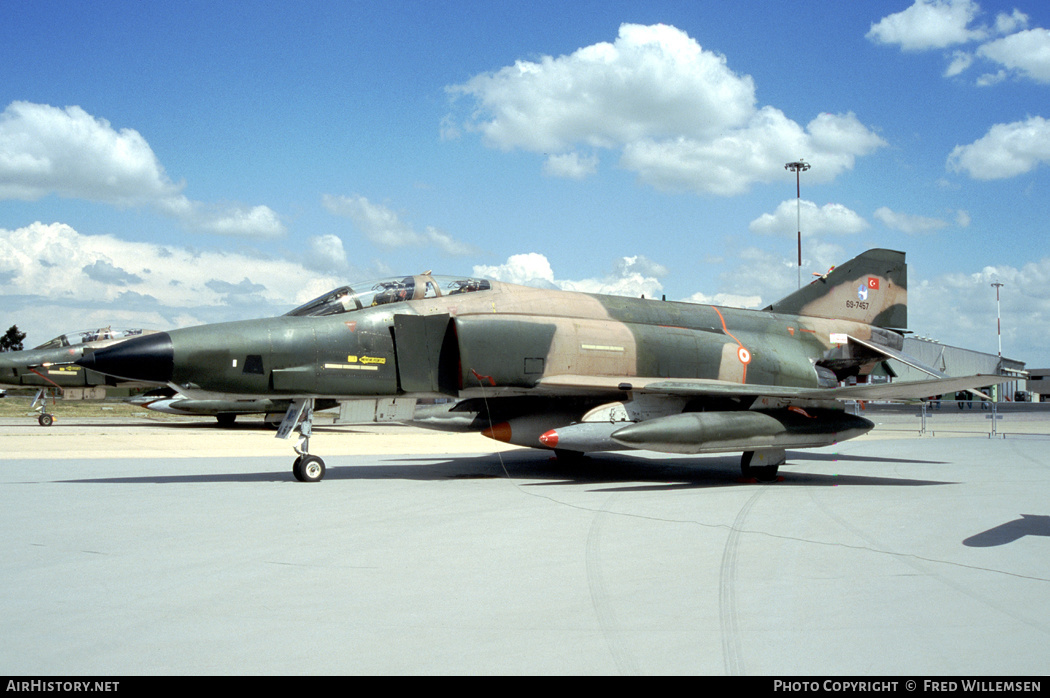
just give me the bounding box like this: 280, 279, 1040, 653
79, 250, 1003, 482
0, 327, 161, 425
0, 327, 323, 428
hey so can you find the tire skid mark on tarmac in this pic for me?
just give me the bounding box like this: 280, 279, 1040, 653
720, 487, 767, 676
586, 495, 642, 676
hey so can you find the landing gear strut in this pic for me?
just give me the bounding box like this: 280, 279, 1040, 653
741, 448, 785, 482
277, 398, 326, 482
32, 389, 57, 427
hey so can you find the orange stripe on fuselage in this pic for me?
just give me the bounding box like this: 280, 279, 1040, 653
711, 306, 748, 383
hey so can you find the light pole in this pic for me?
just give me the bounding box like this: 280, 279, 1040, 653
785, 159, 810, 288
991, 281, 1004, 358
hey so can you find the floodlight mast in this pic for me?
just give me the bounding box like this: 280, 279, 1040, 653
991, 281, 1004, 359
785, 159, 811, 288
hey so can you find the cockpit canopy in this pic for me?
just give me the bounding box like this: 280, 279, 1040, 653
33, 328, 153, 350
286, 274, 492, 318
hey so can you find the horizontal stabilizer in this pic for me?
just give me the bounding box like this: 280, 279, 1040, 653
844, 334, 946, 378
842, 335, 996, 398
807, 375, 1000, 401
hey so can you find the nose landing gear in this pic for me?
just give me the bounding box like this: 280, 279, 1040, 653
278, 398, 327, 482
31, 389, 57, 427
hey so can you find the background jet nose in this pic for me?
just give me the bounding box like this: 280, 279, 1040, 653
77, 332, 174, 383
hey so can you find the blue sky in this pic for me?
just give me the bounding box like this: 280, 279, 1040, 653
1, 1, 1049, 367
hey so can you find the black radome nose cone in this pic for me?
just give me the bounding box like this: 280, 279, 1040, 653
77, 332, 174, 383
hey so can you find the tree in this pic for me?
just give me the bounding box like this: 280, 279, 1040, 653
0, 325, 27, 352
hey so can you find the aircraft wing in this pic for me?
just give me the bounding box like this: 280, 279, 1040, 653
535, 374, 804, 398
536, 373, 1005, 402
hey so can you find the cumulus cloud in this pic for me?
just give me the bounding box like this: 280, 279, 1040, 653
995, 9, 1030, 35
866, 0, 986, 51
947, 116, 1050, 179
305, 234, 348, 273
873, 207, 950, 234
680, 289, 764, 309
0, 101, 179, 204
561, 255, 667, 298
869, 1, 1049, 86
447, 24, 884, 195
473, 253, 558, 288
619, 110, 884, 196
322, 194, 476, 255
196, 205, 286, 238
977, 28, 1050, 84
0, 222, 340, 343
450, 23, 756, 151
474, 252, 666, 298
0, 101, 285, 237
749, 200, 869, 237
944, 50, 974, 77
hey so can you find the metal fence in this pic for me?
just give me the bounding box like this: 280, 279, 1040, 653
853, 401, 1050, 438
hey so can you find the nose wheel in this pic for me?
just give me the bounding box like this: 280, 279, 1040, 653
293, 454, 326, 482
31, 389, 58, 427
277, 398, 328, 482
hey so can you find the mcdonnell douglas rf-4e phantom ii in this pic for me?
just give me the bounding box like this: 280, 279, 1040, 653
79, 249, 1002, 482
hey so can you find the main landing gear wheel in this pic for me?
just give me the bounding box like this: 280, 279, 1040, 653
741, 449, 785, 482
38, 413, 54, 427
292, 455, 326, 482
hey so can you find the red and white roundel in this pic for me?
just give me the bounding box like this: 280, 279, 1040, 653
737, 346, 751, 364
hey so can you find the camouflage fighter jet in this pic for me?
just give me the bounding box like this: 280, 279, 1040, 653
0, 327, 161, 425
78, 249, 1003, 482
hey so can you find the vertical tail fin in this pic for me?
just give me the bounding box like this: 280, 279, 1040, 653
765, 249, 907, 329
